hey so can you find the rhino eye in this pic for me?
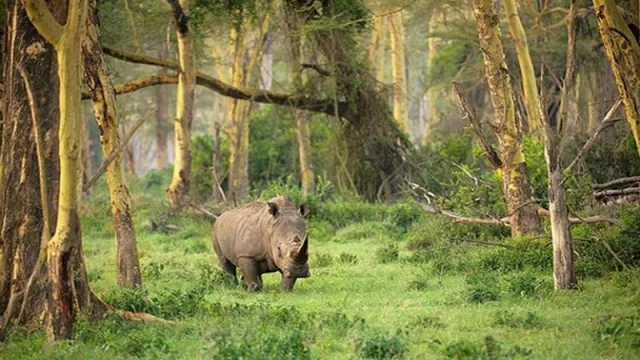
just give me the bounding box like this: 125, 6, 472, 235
277, 245, 283, 257
293, 236, 301, 244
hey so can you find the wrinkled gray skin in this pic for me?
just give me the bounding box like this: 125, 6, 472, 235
212, 196, 310, 292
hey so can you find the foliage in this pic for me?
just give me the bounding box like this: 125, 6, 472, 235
466, 273, 501, 304
493, 311, 545, 330
376, 243, 400, 264
596, 315, 640, 349
337, 252, 359, 265
357, 332, 406, 359
432, 335, 533, 359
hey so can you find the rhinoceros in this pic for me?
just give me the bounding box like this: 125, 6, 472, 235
212, 196, 310, 291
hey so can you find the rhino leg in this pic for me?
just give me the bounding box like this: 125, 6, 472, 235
213, 238, 238, 285
238, 258, 263, 292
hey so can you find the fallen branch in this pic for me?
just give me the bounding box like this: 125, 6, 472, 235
101, 46, 347, 117
592, 176, 640, 190
564, 100, 622, 174
187, 200, 218, 221
594, 187, 640, 199
301, 63, 332, 77
83, 109, 154, 192
419, 203, 510, 226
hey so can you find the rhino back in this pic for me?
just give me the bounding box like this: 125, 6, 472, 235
213, 202, 273, 263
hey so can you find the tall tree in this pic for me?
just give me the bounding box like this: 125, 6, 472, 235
389, 12, 409, 134
166, 0, 196, 207
284, 0, 409, 200
593, 0, 640, 155
503, 0, 541, 131
0, 0, 61, 331
472, 0, 542, 236
82, 0, 142, 289
541, 0, 578, 290
287, 13, 315, 195
22, 0, 98, 340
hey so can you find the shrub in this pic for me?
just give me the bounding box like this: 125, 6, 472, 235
475, 244, 552, 273
433, 335, 532, 359
376, 243, 399, 264
408, 316, 445, 329
333, 221, 399, 243
466, 273, 501, 304
408, 278, 429, 291
210, 329, 310, 360
387, 201, 423, 232
311, 252, 333, 268
493, 311, 545, 329
338, 252, 359, 265
357, 333, 406, 359
596, 314, 640, 349
502, 272, 552, 298
318, 312, 366, 337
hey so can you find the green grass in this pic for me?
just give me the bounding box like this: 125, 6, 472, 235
2, 187, 640, 359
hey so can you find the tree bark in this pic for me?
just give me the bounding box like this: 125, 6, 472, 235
0, 0, 60, 329
22, 0, 97, 340
424, 11, 443, 141
389, 12, 409, 134
166, 0, 196, 207
593, 0, 640, 155
503, 0, 541, 132
473, 0, 542, 236
287, 21, 315, 195
81, 0, 142, 289
543, 0, 578, 290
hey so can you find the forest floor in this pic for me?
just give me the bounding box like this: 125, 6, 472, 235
2, 178, 640, 359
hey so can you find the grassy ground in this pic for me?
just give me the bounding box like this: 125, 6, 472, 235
2, 181, 640, 359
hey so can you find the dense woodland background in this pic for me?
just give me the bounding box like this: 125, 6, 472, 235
1, 0, 640, 358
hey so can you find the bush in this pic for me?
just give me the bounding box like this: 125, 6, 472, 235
596, 314, 640, 349
502, 272, 552, 298
475, 244, 552, 273
333, 221, 400, 243
311, 252, 333, 268
432, 335, 532, 359
211, 329, 310, 360
466, 273, 501, 304
493, 311, 545, 330
376, 243, 399, 264
357, 333, 406, 359
338, 252, 359, 265
408, 316, 445, 329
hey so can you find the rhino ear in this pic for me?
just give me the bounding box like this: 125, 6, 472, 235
298, 203, 310, 218
267, 202, 279, 217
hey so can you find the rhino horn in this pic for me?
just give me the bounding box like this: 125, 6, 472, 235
294, 234, 309, 261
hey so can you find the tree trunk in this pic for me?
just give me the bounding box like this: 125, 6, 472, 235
389, 12, 409, 134
22, 0, 99, 340
424, 11, 443, 141
81, 0, 142, 289
503, 0, 541, 132
286, 11, 315, 196
154, 42, 170, 170
473, 0, 542, 236
544, 0, 578, 290
261, 32, 273, 90
166, 0, 196, 207
0, 0, 60, 329
227, 25, 248, 200
227, 13, 271, 200
593, 0, 640, 155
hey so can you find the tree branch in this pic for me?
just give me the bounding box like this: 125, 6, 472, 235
102, 46, 348, 117
593, 175, 640, 190
301, 63, 332, 77
452, 82, 503, 170
564, 100, 622, 174
594, 187, 640, 199
83, 110, 154, 192
21, 0, 64, 45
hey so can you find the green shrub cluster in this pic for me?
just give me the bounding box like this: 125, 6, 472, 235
432, 335, 532, 359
